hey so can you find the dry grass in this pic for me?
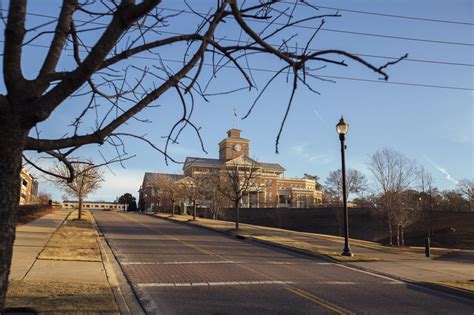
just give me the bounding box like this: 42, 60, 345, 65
5, 280, 119, 314
253, 235, 380, 262
38, 210, 101, 262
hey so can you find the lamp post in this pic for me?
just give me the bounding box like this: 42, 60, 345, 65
336, 116, 353, 257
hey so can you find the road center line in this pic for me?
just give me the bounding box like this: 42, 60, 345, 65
286, 287, 355, 315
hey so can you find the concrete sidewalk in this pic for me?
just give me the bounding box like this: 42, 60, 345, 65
7, 209, 120, 314
155, 213, 474, 295
10, 209, 107, 283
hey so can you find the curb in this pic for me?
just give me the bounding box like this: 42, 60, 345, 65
152, 213, 474, 303
90, 211, 146, 315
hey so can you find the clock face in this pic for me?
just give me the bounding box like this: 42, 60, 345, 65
234, 144, 242, 152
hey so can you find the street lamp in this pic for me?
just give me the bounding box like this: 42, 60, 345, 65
336, 116, 353, 257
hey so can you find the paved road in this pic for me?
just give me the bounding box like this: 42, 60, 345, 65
93, 211, 474, 314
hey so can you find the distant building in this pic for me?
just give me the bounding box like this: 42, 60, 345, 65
19, 168, 39, 205
139, 173, 183, 211
62, 200, 128, 211
139, 129, 322, 211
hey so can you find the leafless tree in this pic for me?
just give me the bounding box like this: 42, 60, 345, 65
48, 160, 104, 219
417, 165, 435, 237
37, 192, 52, 205
181, 177, 206, 220
219, 158, 260, 230
457, 179, 474, 211
368, 148, 416, 245
325, 168, 367, 236
0, 0, 406, 309
325, 168, 368, 201
152, 174, 184, 216
200, 174, 230, 220
393, 189, 421, 246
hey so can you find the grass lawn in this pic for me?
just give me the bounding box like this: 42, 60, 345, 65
38, 210, 101, 261
6, 280, 118, 314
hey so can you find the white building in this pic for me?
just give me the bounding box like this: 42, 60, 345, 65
62, 200, 128, 211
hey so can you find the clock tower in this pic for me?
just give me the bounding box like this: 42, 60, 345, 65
219, 129, 250, 161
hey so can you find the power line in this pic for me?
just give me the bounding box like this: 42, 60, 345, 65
2, 9, 472, 67
1, 41, 472, 92
279, 2, 474, 26
157, 7, 474, 47
2, 7, 474, 47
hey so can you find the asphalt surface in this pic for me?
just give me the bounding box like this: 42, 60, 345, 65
93, 211, 474, 314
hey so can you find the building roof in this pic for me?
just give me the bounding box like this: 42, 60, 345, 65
183, 156, 284, 173
260, 162, 285, 172
142, 172, 184, 186
183, 157, 224, 170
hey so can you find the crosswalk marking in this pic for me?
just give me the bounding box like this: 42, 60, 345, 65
122, 260, 236, 265
138, 280, 295, 287
122, 261, 334, 265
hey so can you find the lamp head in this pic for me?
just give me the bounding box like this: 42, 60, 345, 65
336, 116, 349, 135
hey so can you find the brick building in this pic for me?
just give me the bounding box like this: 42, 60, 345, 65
19, 168, 39, 205
139, 129, 322, 211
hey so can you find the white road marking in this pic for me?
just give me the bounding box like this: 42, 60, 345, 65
121, 260, 236, 265
335, 264, 404, 284
123, 261, 335, 266
138, 280, 296, 287
321, 281, 357, 285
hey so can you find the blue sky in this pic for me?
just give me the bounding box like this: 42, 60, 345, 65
1, 0, 472, 201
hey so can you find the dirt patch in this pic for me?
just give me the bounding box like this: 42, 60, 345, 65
5, 280, 118, 314
38, 210, 101, 262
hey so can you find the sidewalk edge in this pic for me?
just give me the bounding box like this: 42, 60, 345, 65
90, 211, 145, 315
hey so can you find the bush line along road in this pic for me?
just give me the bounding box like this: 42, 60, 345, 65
92, 211, 474, 314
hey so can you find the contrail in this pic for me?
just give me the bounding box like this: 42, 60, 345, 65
313, 109, 329, 128
424, 156, 459, 185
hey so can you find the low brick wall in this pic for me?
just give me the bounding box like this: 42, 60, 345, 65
194, 207, 387, 242
168, 206, 474, 247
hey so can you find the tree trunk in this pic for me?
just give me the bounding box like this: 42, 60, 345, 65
401, 226, 405, 246
78, 197, 83, 220
171, 202, 175, 217
235, 199, 240, 230
0, 116, 27, 312
396, 225, 400, 246
193, 200, 196, 220
387, 217, 393, 246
